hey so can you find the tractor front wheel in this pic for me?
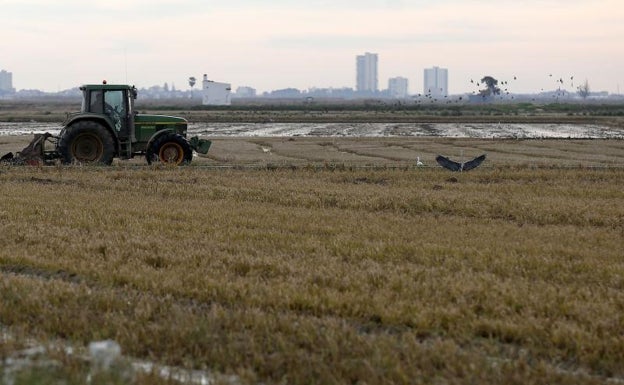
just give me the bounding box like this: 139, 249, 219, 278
146, 133, 192, 165
58, 121, 115, 165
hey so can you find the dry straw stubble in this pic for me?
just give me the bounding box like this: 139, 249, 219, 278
1, 163, 623, 384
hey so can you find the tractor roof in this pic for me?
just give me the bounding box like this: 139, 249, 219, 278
80, 84, 136, 91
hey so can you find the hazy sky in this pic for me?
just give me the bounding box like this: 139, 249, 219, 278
1, 0, 623, 95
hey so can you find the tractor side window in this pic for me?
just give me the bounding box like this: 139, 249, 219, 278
90, 91, 104, 113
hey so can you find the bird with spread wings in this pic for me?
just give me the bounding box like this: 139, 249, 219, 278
435, 154, 487, 172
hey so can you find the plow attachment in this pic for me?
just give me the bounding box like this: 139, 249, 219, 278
0, 133, 60, 166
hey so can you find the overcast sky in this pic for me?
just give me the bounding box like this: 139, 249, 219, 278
1, 0, 623, 95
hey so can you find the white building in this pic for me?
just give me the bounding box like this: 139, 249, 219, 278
0, 69, 14, 93
202, 74, 231, 105
424, 66, 448, 97
388, 77, 409, 98
356, 52, 378, 93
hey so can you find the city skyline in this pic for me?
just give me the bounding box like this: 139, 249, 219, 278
1, 0, 623, 95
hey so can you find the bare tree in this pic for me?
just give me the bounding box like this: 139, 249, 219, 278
478, 76, 501, 98
577, 79, 590, 99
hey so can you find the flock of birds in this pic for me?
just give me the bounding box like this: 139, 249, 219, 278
412, 73, 579, 104
412, 72, 577, 169
264, 70, 560, 172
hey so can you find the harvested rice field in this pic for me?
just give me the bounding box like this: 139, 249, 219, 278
1, 136, 623, 384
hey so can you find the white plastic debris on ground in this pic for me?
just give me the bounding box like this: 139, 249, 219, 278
1, 326, 240, 385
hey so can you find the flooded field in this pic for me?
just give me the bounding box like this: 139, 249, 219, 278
2, 121, 624, 138
2, 121, 623, 169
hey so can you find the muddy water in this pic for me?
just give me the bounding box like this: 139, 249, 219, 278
1, 121, 622, 138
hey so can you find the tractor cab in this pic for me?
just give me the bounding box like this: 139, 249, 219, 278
81, 84, 137, 142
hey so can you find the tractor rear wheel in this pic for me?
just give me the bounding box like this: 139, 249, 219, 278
58, 121, 115, 165
146, 133, 192, 165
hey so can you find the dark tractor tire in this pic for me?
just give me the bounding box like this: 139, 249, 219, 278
146, 133, 193, 166
58, 121, 115, 165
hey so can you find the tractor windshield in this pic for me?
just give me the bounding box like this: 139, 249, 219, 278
104, 90, 125, 131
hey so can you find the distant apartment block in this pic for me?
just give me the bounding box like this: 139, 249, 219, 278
0, 69, 14, 93
356, 52, 378, 92
388, 77, 409, 98
424, 66, 448, 97
202, 74, 231, 105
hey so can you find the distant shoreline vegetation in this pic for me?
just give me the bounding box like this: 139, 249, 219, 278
1, 100, 624, 126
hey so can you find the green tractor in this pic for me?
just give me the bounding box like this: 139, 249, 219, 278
50, 82, 210, 165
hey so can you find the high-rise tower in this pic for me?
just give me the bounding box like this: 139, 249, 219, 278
356, 53, 378, 93
424, 66, 448, 97
388, 77, 409, 98
0, 69, 14, 93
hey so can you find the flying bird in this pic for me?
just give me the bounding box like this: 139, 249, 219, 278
436, 154, 487, 172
